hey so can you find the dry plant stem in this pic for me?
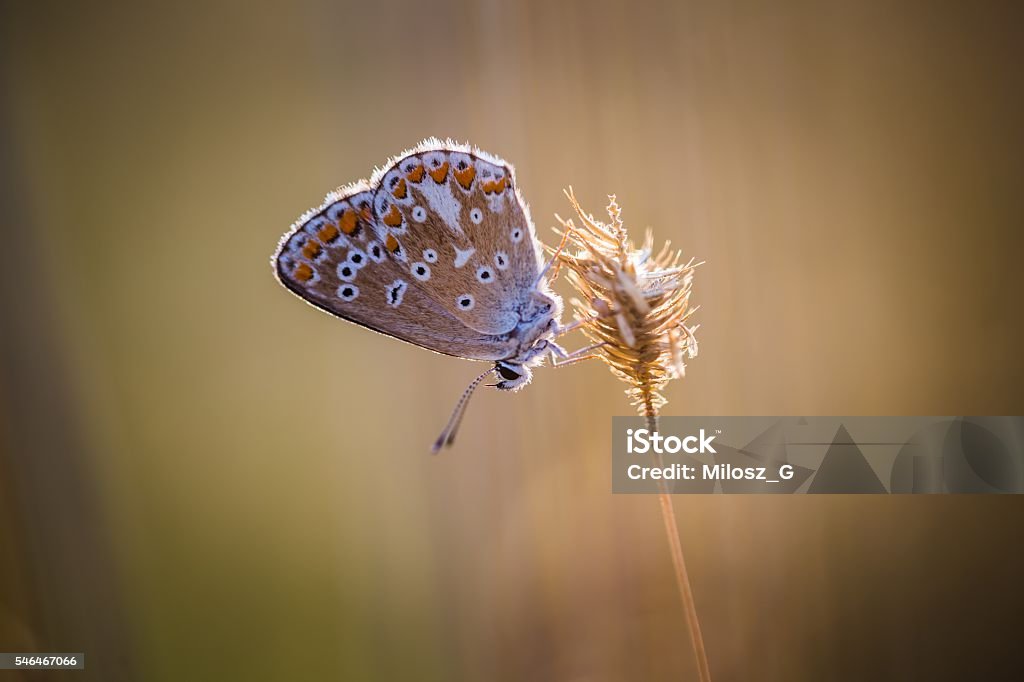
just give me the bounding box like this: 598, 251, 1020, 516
645, 401, 712, 682
554, 189, 708, 681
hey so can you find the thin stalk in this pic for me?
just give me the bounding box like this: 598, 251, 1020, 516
644, 394, 712, 682
554, 190, 707, 680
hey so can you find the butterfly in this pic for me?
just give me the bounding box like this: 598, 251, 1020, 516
273, 139, 600, 451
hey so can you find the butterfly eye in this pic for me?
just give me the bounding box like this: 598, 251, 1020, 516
510, 227, 523, 243
494, 251, 509, 270
337, 284, 359, 301
476, 266, 494, 283
411, 262, 431, 281
457, 294, 475, 310
422, 249, 438, 263
497, 364, 521, 381
469, 208, 484, 225
412, 206, 427, 222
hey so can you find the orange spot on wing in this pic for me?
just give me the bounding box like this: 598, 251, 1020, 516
429, 161, 449, 184
454, 164, 476, 189
293, 262, 314, 282
406, 165, 425, 183
483, 178, 507, 193
302, 240, 322, 259
317, 223, 339, 244
483, 177, 508, 194
340, 209, 358, 234
391, 178, 407, 199
359, 205, 373, 222
382, 204, 403, 227
385, 234, 400, 252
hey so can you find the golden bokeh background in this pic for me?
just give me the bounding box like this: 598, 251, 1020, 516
2, 1, 1022, 680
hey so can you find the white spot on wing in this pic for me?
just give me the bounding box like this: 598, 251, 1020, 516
337, 262, 358, 282
453, 247, 475, 268
367, 241, 385, 263
411, 262, 431, 281
486, 192, 506, 214
337, 284, 359, 301
417, 178, 463, 236
387, 279, 407, 308
346, 247, 367, 269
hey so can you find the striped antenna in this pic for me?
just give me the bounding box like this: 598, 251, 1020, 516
431, 367, 496, 454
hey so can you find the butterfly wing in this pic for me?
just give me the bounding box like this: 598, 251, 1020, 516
369, 142, 548, 336
274, 182, 516, 361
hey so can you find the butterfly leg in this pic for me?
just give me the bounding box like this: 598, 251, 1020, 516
555, 305, 618, 338
549, 341, 605, 368
555, 317, 590, 337
546, 340, 570, 359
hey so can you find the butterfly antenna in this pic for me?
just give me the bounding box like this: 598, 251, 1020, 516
431, 367, 496, 454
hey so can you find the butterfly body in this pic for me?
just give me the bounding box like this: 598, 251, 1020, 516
273, 139, 567, 400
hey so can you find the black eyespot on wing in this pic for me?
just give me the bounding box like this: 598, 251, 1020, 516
351, 253, 363, 264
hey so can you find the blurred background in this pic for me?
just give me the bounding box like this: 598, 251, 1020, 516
2, 1, 1023, 679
